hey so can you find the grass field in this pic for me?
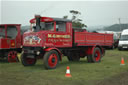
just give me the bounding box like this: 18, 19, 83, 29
0, 49, 128, 85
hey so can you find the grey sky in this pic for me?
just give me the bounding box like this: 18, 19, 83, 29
1, 1, 128, 27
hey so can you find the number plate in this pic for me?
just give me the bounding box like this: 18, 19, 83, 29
123, 46, 128, 48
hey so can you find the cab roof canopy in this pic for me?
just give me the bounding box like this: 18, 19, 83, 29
30, 17, 72, 23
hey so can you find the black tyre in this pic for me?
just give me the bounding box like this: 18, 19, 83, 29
87, 55, 93, 63
21, 53, 37, 66
43, 50, 59, 69
87, 47, 102, 63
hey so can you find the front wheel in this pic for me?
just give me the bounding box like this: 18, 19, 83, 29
7, 51, 19, 62
21, 53, 37, 66
43, 50, 59, 69
87, 47, 102, 63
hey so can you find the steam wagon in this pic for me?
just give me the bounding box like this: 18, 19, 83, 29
21, 15, 113, 69
0, 24, 22, 62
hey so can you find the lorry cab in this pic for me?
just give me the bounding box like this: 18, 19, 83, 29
0, 24, 22, 62
23, 15, 73, 48
118, 29, 128, 50
0, 24, 22, 49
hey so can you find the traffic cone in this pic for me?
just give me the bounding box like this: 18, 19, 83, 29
65, 66, 72, 77
120, 57, 125, 65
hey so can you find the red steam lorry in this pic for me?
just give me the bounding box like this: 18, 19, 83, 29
21, 15, 113, 69
0, 24, 22, 62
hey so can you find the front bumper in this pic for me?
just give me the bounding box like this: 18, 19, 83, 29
22, 46, 45, 56
118, 45, 128, 49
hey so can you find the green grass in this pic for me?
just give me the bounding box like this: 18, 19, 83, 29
0, 49, 128, 85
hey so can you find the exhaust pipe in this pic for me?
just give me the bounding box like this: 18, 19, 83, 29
35, 15, 41, 32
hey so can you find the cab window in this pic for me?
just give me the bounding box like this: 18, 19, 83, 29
0, 26, 5, 38
7, 26, 18, 39
56, 22, 66, 32
40, 22, 54, 31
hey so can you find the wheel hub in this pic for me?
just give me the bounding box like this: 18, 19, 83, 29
8, 51, 17, 62
51, 58, 55, 63
48, 54, 57, 67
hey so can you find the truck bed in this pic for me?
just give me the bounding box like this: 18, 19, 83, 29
74, 32, 113, 46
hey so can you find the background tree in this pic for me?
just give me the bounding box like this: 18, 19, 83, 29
63, 10, 87, 29
70, 10, 81, 22
63, 15, 68, 19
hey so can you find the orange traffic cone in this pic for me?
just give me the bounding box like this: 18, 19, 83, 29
120, 57, 125, 65
65, 66, 72, 77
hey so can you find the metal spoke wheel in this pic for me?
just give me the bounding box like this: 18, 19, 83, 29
7, 51, 19, 62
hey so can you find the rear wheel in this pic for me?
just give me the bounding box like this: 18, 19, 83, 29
21, 53, 37, 66
7, 51, 19, 62
87, 47, 102, 63
43, 50, 59, 69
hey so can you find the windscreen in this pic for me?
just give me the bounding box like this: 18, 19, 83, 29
32, 22, 54, 31
56, 21, 66, 32
120, 35, 128, 41
7, 26, 18, 39
0, 26, 5, 38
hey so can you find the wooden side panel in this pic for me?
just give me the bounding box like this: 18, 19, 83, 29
75, 32, 113, 46
1, 38, 10, 48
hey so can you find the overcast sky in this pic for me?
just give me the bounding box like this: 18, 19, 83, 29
1, 0, 128, 27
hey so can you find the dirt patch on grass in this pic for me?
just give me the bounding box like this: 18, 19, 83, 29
95, 71, 128, 85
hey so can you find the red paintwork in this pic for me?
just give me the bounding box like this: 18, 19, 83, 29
85, 46, 95, 55
95, 50, 100, 61
0, 24, 22, 49
1, 38, 10, 48
23, 16, 113, 61
30, 17, 54, 23
44, 47, 62, 60
44, 47, 62, 55
24, 17, 113, 49
48, 53, 58, 68
10, 40, 15, 48
75, 32, 113, 46
26, 58, 35, 64
23, 21, 73, 48
8, 51, 17, 62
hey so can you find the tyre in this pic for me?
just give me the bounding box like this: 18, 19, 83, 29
87, 47, 102, 63
21, 53, 37, 66
7, 51, 19, 62
87, 55, 93, 63
43, 50, 59, 69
